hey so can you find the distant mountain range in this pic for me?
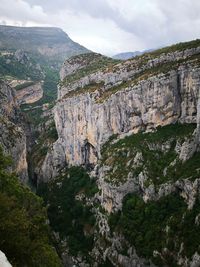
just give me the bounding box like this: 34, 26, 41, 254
0, 25, 90, 67
113, 49, 154, 60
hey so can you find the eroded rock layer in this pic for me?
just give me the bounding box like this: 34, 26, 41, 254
0, 81, 28, 182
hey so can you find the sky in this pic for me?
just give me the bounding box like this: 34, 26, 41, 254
0, 0, 200, 56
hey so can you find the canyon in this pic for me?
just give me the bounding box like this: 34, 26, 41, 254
1, 29, 200, 267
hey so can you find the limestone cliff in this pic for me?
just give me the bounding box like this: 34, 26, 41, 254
15, 81, 43, 105
0, 81, 28, 182
0, 250, 12, 267
37, 40, 200, 267
40, 41, 200, 180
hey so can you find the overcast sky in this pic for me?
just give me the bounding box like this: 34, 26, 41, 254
0, 0, 200, 56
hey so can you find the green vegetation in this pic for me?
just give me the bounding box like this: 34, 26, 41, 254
101, 123, 197, 185
0, 25, 89, 68
14, 81, 36, 90
21, 67, 59, 126
109, 192, 200, 266
0, 147, 62, 267
60, 44, 200, 103
0, 53, 43, 81
127, 39, 200, 69
145, 39, 200, 58
99, 258, 114, 267
37, 166, 98, 258
63, 81, 105, 99
41, 66, 59, 103
97, 53, 200, 103
30, 120, 58, 165
60, 53, 120, 86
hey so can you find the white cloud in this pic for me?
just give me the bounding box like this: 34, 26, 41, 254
0, 0, 47, 25
0, 0, 200, 55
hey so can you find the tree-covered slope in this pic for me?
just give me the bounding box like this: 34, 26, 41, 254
0, 147, 62, 267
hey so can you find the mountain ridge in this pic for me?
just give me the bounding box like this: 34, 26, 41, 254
0, 25, 90, 66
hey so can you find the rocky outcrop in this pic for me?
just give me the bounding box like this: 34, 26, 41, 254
0, 81, 28, 182
38, 139, 66, 183
58, 46, 200, 98
15, 82, 43, 104
0, 250, 12, 267
53, 66, 199, 169
37, 43, 200, 183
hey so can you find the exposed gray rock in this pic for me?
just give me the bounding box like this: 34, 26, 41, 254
37, 139, 66, 183
0, 81, 28, 182
16, 82, 43, 105
52, 66, 200, 173
0, 250, 12, 267
59, 46, 200, 98
190, 252, 200, 267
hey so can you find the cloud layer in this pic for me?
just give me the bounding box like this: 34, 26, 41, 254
0, 0, 200, 55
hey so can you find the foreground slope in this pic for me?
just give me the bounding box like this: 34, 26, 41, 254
0, 147, 62, 267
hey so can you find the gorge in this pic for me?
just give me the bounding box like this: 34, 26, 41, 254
1, 26, 200, 267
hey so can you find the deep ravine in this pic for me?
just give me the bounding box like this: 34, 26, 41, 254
1, 36, 200, 267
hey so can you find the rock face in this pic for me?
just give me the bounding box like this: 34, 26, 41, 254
55, 67, 198, 167
15, 82, 43, 104
40, 44, 200, 180
0, 251, 12, 267
0, 81, 28, 182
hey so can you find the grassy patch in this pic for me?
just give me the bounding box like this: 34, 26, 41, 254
101, 123, 197, 185
62, 81, 105, 99
60, 53, 120, 86
97, 54, 200, 103
14, 81, 36, 90
145, 39, 200, 58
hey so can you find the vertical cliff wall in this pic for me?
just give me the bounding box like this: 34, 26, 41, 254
38, 44, 200, 182
0, 81, 28, 182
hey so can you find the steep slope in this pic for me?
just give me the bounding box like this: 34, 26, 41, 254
0, 26, 91, 185
0, 81, 28, 182
0, 25, 90, 127
0, 49, 44, 105
0, 25, 89, 67
35, 39, 200, 266
0, 147, 62, 267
